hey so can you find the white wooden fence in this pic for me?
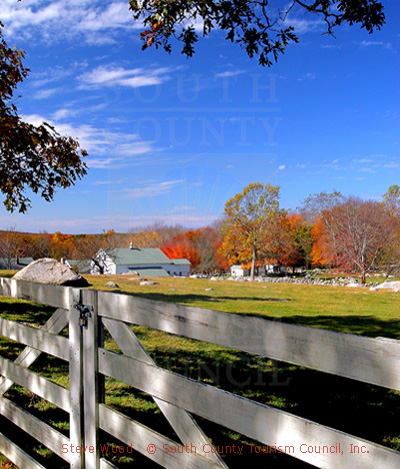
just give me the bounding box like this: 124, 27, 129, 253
0, 277, 400, 468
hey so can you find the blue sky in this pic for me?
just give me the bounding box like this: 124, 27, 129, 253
1, 0, 399, 234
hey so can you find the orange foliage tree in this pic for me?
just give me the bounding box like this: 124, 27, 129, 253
310, 217, 332, 267
161, 234, 200, 268
49, 232, 77, 260
266, 213, 313, 272
160, 226, 226, 272
127, 229, 162, 248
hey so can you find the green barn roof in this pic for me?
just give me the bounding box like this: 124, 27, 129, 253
171, 258, 191, 265
112, 248, 172, 266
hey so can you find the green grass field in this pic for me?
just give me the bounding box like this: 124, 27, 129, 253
87, 274, 400, 338
0, 273, 400, 468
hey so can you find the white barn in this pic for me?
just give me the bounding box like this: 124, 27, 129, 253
91, 247, 191, 277
230, 265, 250, 277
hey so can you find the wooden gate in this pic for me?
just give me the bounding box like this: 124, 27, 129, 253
1, 277, 400, 468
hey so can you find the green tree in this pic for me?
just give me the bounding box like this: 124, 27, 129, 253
129, 0, 385, 66
382, 184, 400, 218
0, 22, 87, 213
221, 182, 280, 279
293, 218, 314, 270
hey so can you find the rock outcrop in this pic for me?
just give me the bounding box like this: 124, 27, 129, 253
13, 258, 89, 287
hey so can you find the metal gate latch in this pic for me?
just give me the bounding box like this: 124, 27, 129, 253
74, 303, 94, 328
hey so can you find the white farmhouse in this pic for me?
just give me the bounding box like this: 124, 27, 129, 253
91, 246, 191, 277
230, 265, 250, 277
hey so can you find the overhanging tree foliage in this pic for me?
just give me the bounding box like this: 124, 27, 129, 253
129, 0, 385, 66
0, 22, 87, 213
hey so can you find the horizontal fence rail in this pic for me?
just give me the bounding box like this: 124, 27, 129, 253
96, 289, 400, 392
98, 342, 400, 469
0, 277, 399, 469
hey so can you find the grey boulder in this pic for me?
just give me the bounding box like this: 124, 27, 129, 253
13, 258, 89, 287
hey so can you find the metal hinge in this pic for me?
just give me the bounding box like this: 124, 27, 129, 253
74, 303, 93, 328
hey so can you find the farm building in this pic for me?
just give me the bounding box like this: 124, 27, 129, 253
265, 264, 288, 274
230, 265, 250, 277
66, 259, 91, 274
0, 257, 34, 270
91, 246, 191, 277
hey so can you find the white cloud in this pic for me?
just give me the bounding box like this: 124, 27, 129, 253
215, 70, 245, 79
88, 158, 120, 169
93, 180, 124, 185
33, 88, 60, 99
359, 168, 376, 174
53, 108, 77, 120
85, 33, 117, 46
0, 212, 220, 233
0, 0, 140, 44
359, 41, 392, 50
79, 65, 176, 89
297, 72, 316, 81
77, 2, 140, 32
355, 158, 374, 163
360, 41, 384, 47
283, 17, 325, 34
31, 67, 75, 88
21, 113, 154, 167
278, 165, 285, 170
121, 180, 184, 199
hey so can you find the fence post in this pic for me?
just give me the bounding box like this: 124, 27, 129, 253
69, 288, 84, 469
82, 289, 101, 469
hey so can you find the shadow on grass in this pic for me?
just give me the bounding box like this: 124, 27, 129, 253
107, 290, 400, 339
116, 290, 291, 305
1, 290, 400, 467
0, 299, 56, 325
279, 315, 400, 339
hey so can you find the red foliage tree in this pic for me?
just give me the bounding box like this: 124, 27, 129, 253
161, 235, 200, 268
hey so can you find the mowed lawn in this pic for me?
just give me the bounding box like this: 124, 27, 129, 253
87, 274, 400, 338
1, 273, 400, 468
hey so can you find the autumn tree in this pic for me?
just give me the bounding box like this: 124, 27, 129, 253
319, 197, 396, 283
127, 229, 162, 248
221, 182, 280, 279
382, 184, 400, 218
130, 0, 385, 67
128, 222, 186, 246
29, 232, 52, 259
310, 217, 331, 267
49, 232, 77, 261
0, 226, 23, 269
192, 226, 225, 273
75, 230, 119, 274
301, 191, 343, 268
160, 232, 201, 268
266, 213, 313, 272
0, 22, 87, 213
381, 185, 400, 271
292, 216, 314, 270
